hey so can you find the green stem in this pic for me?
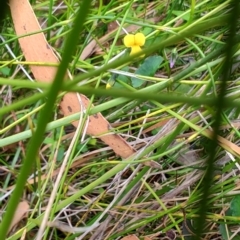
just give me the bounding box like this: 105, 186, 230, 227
0, 1, 91, 238
194, 0, 240, 238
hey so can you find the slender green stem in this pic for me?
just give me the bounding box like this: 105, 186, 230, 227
194, 0, 240, 238
0, 1, 91, 238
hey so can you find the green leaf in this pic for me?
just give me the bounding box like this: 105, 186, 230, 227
219, 224, 240, 240
57, 147, 65, 162
43, 137, 54, 144
118, 71, 129, 83
131, 55, 163, 88
109, 66, 130, 89
172, 10, 190, 21
0, 66, 11, 76
219, 223, 231, 240
230, 195, 240, 216
88, 138, 97, 146
219, 195, 240, 240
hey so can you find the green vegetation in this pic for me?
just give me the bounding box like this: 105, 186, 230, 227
0, 0, 240, 239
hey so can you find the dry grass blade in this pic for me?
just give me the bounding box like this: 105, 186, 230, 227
9, 0, 135, 158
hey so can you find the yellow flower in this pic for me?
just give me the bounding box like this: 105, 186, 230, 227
123, 33, 146, 56
106, 83, 112, 89
106, 77, 115, 89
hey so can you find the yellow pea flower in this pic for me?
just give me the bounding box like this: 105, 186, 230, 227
106, 33, 146, 89
106, 76, 116, 89
106, 83, 112, 89
123, 32, 146, 56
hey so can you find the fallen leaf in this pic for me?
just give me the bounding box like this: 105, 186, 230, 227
8, 200, 29, 233
107, 21, 119, 33
144, 237, 152, 240
120, 235, 140, 240
9, 0, 135, 159
143, 160, 162, 169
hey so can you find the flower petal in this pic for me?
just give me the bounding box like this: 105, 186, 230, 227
134, 33, 145, 46
123, 34, 135, 47
130, 46, 142, 55
106, 83, 112, 89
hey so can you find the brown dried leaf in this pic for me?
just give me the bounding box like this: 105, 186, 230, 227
120, 235, 140, 240
107, 21, 119, 33
60, 93, 135, 158
174, 143, 199, 165
9, 0, 135, 159
143, 160, 162, 169
144, 237, 152, 240
8, 200, 29, 233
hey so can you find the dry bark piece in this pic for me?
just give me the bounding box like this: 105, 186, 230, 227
9, 0, 135, 158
